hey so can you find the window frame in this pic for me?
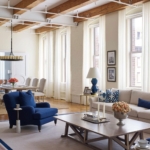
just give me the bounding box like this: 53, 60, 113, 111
127, 15, 142, 88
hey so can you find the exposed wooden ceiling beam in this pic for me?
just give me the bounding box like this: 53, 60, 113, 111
0, 19, 9, 26
13, 21, 38, 32
13, 0, 45, 15
46, 0, 97, 19
74, 0, 149, 22
35, 25, 61, 34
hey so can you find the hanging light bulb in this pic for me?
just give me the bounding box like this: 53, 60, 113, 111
0, 20, 23, 61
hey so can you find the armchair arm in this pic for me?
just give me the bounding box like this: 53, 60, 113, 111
36, 102, 50, 108
89, 97, 99, 111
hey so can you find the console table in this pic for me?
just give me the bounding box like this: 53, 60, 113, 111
80, 94, 98, 111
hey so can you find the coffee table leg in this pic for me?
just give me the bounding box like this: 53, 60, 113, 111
61, 123, 69, 137
125, 134, 129, 150
139, 131, 144, 139
108, 138, 112, 150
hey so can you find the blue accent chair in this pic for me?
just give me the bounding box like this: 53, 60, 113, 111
3, 90, 58, 132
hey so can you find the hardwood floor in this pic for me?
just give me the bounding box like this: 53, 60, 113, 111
0, 98, 89, 121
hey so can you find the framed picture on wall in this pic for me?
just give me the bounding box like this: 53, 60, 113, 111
107, 50, 116, 65
107, 67, 116, 82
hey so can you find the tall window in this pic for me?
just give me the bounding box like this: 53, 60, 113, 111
130, 17, 142, 87
93, 26, 100, 67
61, 33, 66, 83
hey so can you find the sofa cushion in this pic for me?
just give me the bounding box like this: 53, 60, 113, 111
138, 110, 150, 120
33, 108, 58, 120
19, 90, 36, 107
112, 88, 132, 103
105, 89, 119, 103
128, 104, 147, 118
130, 90, 150, 105
138, 98, 150, 109
92, 102, 113, 113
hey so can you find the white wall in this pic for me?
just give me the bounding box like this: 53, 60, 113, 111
106, 12, 118, 89
0, 27, 39, 78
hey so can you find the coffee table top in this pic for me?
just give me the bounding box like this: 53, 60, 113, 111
55, 113, 150, 138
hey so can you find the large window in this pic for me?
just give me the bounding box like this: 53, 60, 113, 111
130, 17, 142, 87
61, 33, 66, 83
93, 26, 100, 68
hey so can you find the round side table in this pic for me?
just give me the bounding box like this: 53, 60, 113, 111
14, 108, 22, 133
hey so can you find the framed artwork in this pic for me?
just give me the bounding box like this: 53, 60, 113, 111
83, 87, 89, 94
83, 87, 91, 94
107, 50, 116, 65
107, 67, 116, 82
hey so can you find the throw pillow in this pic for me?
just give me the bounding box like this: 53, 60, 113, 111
138, 98, 150, 109
105, 89, 119, 103
98, 90, 106, 102
19, 90, 36, 107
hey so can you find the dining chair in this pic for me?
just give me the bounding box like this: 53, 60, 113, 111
25, 77, 31, 86
33, 78, 46, 102
32, 78, 39, 87
0, 92, 5, 105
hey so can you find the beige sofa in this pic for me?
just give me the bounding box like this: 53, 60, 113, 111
89, 90, 150, 123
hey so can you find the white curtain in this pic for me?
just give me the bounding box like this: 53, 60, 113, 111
98, 16, 106, 91
54, 29, 61, 99
38, 34, 44, 79
118, 9, 126, 89
46, 32, 54, 97
54, 27, 71, 101
65, 27, 71, 102
83, 20, 91, 92
38, 32, 54, 97
142, 2, 150, 92
83, 17, 106, 92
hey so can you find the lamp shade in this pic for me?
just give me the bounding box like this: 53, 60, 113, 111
86, 67, 100, 78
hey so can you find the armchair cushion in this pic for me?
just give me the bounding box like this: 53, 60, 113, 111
19, 90, 36, 107
33, 108, 58, 120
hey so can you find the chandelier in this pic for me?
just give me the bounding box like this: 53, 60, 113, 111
0, 20, 23, 61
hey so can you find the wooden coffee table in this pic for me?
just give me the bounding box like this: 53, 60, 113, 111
55, 113, 150, 150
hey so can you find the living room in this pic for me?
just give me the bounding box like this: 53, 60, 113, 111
0, 0, 150, 150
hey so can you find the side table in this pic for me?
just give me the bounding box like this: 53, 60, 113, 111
80, 94, 98, 111
14, 108, 22, 133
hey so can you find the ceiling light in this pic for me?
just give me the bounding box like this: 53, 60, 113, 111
0, 20, 23, 61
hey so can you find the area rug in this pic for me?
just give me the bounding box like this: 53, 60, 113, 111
0, 120, 144, 150
0, 139, 12, 150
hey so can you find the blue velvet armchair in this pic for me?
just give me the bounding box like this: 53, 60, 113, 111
3, 90, 58, 132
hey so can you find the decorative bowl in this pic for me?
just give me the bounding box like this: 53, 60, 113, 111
114, 111, 128, 126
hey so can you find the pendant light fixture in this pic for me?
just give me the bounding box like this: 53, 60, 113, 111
0, 20, 23, 61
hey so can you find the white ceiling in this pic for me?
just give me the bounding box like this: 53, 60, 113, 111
0, 0, 110, 29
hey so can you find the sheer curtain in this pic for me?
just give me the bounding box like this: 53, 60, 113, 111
65, 27, 71, 102
83, 20, 91, 92
38, 34, 44, 79
46, 32, 54, 97
38, 32, 54, 97
118, 9, 126, 89
54, 27, 71, 101
142, 2, 150, 92
54, 29, 61, 99
98, 16, 106, 91
83, 17, 106, 91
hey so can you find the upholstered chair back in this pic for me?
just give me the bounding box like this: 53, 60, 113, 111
25, 77, 31, 86
32, 78, 39, 87
38, 78, 46, 93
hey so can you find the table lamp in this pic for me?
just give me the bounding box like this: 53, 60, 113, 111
87, 67, 100, 95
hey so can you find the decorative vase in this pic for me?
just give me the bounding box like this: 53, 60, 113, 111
114, 111, 128, 126
12, 82, 15, 87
